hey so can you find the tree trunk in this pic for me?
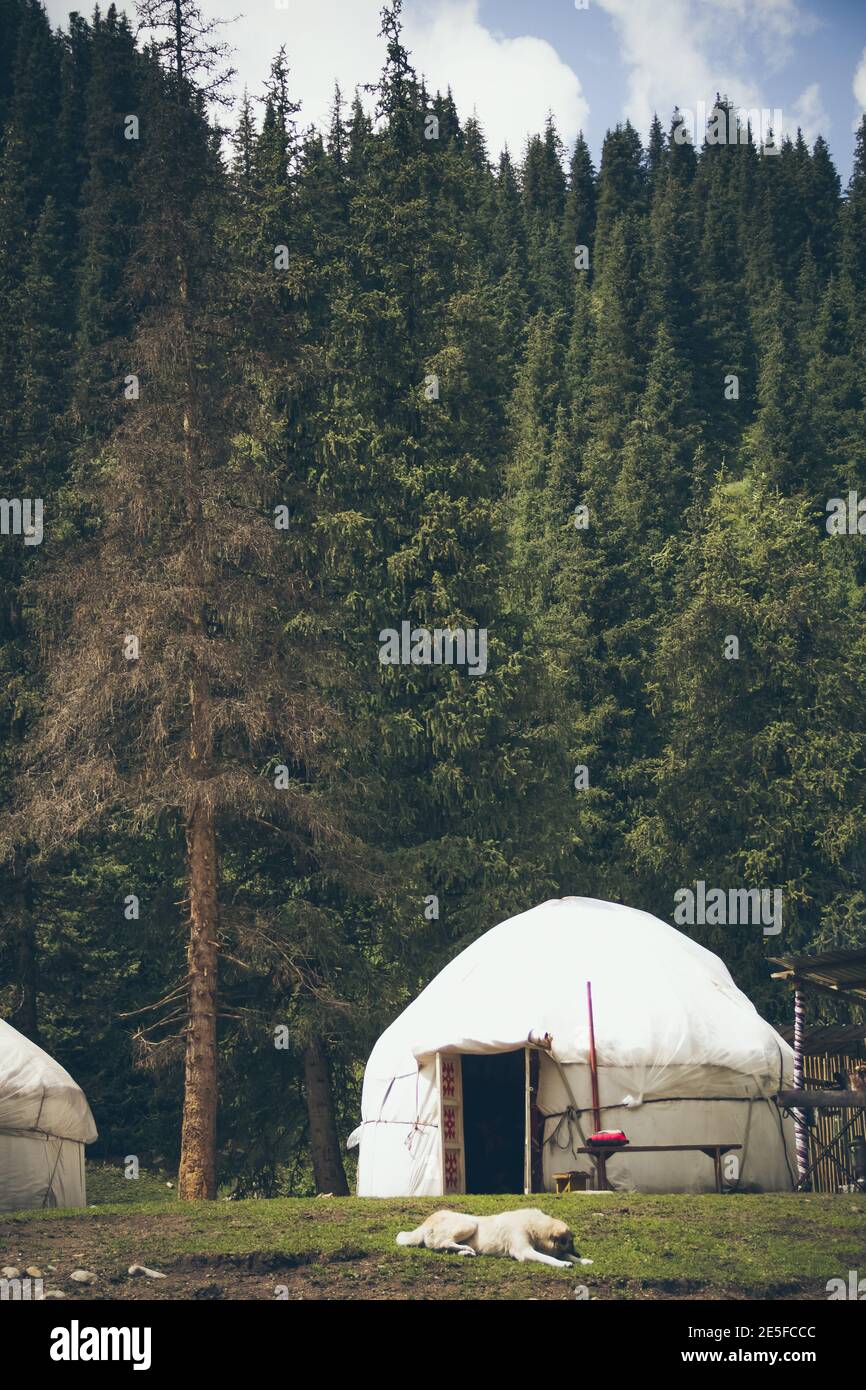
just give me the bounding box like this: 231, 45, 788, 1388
303, 1034, 350, 1195
7, 589, 39, 1041
177, 793, 219, 1200
176, 295, 220, 1198
8, 849, 39, 1042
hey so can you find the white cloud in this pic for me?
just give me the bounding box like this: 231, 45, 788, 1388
594, 0, 817, 139
855, 47, 866, 112
215, 0, 385, 134
784, 81, 828, 144
405, 0, 588, 156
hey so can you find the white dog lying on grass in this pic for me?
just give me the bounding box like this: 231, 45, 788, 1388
396, 1208, 593, 1269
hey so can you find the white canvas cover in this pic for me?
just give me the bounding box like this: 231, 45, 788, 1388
0, 1018, 97, 1211
353, 897, 796, 1195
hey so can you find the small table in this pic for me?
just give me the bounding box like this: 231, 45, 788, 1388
571, 1143, 742, 1193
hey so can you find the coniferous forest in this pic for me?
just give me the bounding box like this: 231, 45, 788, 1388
1, 0, 866, 1199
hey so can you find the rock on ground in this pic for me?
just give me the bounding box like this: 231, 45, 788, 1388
128, 1264, 167, 1280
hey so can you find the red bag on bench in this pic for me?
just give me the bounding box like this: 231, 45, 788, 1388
587, 1130, 628, 1148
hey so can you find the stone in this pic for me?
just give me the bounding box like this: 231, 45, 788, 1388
128, 1264, 166, 1280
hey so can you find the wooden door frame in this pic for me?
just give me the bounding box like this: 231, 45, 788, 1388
525, 1045, 544, 1193
437, 1052, 466, 1195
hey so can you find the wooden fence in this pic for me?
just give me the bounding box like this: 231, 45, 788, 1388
802, 1053, 866, 1192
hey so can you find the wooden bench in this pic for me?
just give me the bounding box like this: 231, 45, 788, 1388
570, 1143, 743, 1193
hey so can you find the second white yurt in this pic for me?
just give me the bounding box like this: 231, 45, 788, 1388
0, 1018, 97, 1211
350, 898, 796, 1196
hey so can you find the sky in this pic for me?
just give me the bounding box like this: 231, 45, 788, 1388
43, 0, 866, 180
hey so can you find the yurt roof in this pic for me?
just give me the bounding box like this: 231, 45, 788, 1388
366, 898, 792, 1083
0, 1018, 97, 1143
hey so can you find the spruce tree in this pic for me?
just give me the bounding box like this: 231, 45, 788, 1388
805, 136, 841, 278
5, 11, 355, 1202
318, 1, 569, 965
630, 482, 866, 1007
593, 120, 646, 271
744, 284, 816, 499
72, 4, 142, 436
563, 132, 596, 282
0, 0, 65, 1043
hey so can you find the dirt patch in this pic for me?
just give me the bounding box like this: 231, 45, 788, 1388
0, 1245, 821, 1302
95, 1264, 820, 1301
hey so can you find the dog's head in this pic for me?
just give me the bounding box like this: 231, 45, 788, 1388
537, 1216, 576, 1258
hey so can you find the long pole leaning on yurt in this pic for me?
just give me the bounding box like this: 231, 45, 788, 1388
586, 981, 607, 1189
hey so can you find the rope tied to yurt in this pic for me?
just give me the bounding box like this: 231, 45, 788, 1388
42, 1138, 64, 1208
720, 1088, 755, 1193
33, 1083, 47, 1135
405, 1070, 423, 1153
547, 1107, 589, 1155
545, 1055, 590, 1156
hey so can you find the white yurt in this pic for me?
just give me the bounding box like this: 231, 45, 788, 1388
351, 898, 796, 1196
0, 1019, 97, 1211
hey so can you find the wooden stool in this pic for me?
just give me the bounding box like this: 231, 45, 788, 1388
553, 1171, 590, 1193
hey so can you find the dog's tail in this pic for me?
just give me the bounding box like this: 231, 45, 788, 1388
395, 1225, 425, 1247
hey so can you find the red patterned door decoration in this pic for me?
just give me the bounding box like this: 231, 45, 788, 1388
437, 1053, 465, 1194
444, 1147, 461, 1192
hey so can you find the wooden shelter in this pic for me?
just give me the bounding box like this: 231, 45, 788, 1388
770, 949, 866, 1193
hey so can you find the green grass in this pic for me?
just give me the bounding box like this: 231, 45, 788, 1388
85, 1163, 178, 1206
3, 1166, 865, 1299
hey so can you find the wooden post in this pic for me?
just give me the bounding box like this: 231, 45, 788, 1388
793, 987, 811, 1189
524, 1047, 532, 1195
587, 981, 607, 1189
587, 981, 601, 1132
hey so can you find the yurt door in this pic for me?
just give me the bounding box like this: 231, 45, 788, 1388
458, 1050, 528, 1193
437, 1053, 466, 1195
